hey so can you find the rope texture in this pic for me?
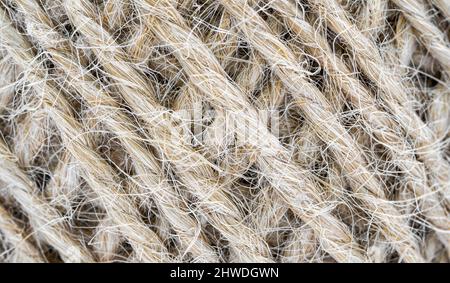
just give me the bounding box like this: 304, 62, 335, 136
0, 0, 449, 262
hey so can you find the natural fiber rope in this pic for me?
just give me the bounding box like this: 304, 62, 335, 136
0, 0, 448, 262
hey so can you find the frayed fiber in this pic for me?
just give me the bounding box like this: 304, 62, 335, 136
0, 0, 449, 263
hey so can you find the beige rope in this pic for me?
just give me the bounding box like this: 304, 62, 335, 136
0, 0, 448, 262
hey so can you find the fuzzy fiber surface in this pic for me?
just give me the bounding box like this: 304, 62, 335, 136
0, 0, 449, 263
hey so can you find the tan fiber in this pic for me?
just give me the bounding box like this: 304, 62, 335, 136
0, 0, 448, 262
